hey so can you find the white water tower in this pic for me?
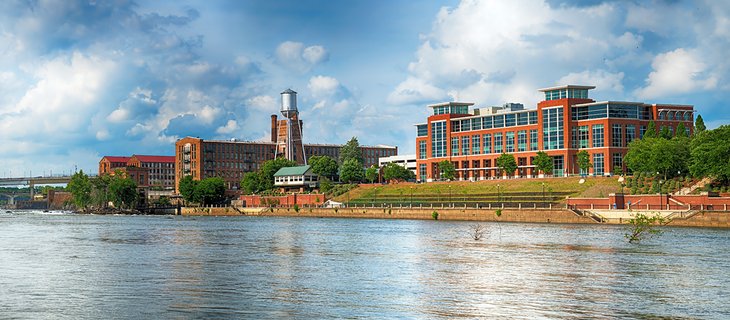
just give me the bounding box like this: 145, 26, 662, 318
279, 89, 306, 164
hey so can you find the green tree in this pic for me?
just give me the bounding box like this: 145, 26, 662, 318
695, 114, 706, 133
383, 163, 415, 182
241, 172, 261, 194
194, 177, 226, 205
625, 212, 666, 243
577, 150, 592, 175
309, 155, 339, 180
365, 165, 379, 183
675, 122, 688, 138
644, 121, 657, 139
339, 137, 364, 165
67, 170, 92, 210
340, 158, 364, 183
179, 175, 198, 203
625, 137, 689, 179
438, 160, 455, 181
533, 151, 553, 175
90, 174, 112, 208
108, 175, 138, 209
260, 158, 297, 190
496, 153, 517, 178
690, 125, 730, 181
659, 125, 672, 139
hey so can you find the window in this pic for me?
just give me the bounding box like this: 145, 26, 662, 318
530, 130, 538, 151
472, 135, 480, 155
612, 153, 623, 173
505, 114, 516, 127
419, 164, 427, 182
626, 126, 636, 145
451, 137, 459, 156
417, 124, 428, 137
482, 116, 493, 129
593, 153, 604, 176
542, 107, 564, 150
528, 111, 538, 124
462, 136, 470, 155
517, 113, 528, 126
451, 120, 461, 132
418, 140, 427, 159
494, 133, 503, 153
572, 125, 588, 148
506, 132, 515, 153
684, 112, 691, 121
612, 124, 623, 147
483, 134, 492, 154
493, 115, 504, 128
639, 125, 647, 139
553, 155, 564, 176
592, 124, 604, 148
517, 130, 527, 152
472, 119, 482, 131
431, 121, 447, 158
461, 119, 470, 132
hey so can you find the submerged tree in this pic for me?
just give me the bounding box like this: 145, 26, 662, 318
625, 212, 666, 243
469, 223, 488, 240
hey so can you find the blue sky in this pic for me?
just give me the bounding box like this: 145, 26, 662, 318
0, 0, 728, 176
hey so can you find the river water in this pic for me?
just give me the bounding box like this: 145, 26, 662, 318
1, 210, 729, 319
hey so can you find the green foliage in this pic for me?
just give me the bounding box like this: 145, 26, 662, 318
659, 125, 672, 139
625, 137, 689, 179
365, 165, 379, 183
67, 170, 92, 210
495, 209, 502, 217
179, 175, 198, 203
293, 204, 300, 212
695, 114, 706, 133
497, 153, 517, 177
309, 155, 339, 180
154, 196, 172, 206
533, 151, 553, 175
108, 176, 138, 209
260, 158, 297, 190
90, 174, 112, 208
340, 158, 364, 183
675, 122, 688, 138
644, 121, 657, 139
438, 160, 456, 180
194, 177, 226, 205
383, 163, 415, 182
432, 211, 439, 220
625, 212, 666, 243
339, 137, 364, 165
319, 177, 334, 194
690, 125, 730, 181
241, 172, 261, 194
576, 150, 592, 175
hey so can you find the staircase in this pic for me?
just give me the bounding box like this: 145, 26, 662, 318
570, 207, 605, 223
675, 177, 713, 195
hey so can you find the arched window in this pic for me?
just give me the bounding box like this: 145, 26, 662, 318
658, 111, 666, 120
684, 112, 691, 121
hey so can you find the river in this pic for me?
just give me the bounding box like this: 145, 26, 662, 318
1, 210, 729, 319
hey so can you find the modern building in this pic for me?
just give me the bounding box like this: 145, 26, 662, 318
378, 154, 417, 177
175, 137, 397, 193
415, 85, 694, 182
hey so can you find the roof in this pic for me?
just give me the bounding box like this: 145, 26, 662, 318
281, 88, 297, 94
101, 156, 131, 163
426, 102, 475, 108
537, 85, 596, 92
132, 155, 175, 163
274, 165, 312, 177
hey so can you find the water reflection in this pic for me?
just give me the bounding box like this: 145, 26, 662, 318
1, 212, 729, 318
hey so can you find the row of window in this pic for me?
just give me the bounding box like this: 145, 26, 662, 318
543, 88, 589, 101
451, 111, 538, 133
572, 103, 652, 121
446, 130, 540, 157
433, 105, 469, 115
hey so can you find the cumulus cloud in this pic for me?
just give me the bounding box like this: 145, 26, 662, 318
635, 48, 718, 99
275, 41, 329, 72
216, 120, 240, 135
308, 75, 340, 98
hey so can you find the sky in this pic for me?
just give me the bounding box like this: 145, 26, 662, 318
1, 0, 728, 177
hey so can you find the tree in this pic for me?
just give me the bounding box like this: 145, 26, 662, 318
496, 153, 517, 178
625, 137, 689, 179
67, 170, 92, 210
179, 175, 198, 203
241, 172, 261, 194
365, 165, 379, 183
339, 137, 364, 165
675, 122, 688, 138
577, 150, 592, 175
659, 125, 672, 139
644, 121, 657, 139
108, 175, 138, 209
533, 151, 553, 175
438, 160, 455, 181
194, 177, 226, 205
340, 158, 364, 183
695, 114, 706, 133
90, 174, 112, 208
309, 155, 339, 180
259, 158, 297, 190
690, 125, 730, 181
625, 212, 666, 243
383, 163, 415, 182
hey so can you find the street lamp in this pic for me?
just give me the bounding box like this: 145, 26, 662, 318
410, 186, 414, 207
448, 185, 452, 207
542, 182, 546, 205
497, 184, 501, 203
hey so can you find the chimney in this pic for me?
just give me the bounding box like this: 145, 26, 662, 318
271, 115, 278, 143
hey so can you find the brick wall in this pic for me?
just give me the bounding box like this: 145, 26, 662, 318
239, 193, 325, 207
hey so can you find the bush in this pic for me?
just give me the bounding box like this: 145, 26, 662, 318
495, 209, 502, 217
432, 211, 439, 220
293, 204, 300, 212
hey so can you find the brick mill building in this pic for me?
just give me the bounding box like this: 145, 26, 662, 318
98, 154, 175, 189
415, 85, 694, 182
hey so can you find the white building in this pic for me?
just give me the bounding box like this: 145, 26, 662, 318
378, 154, 417, 176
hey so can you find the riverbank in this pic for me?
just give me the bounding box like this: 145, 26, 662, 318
180, 206, 730, 228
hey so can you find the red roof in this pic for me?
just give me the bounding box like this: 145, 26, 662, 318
101, 156, 131, 163
131, 155, 175, 163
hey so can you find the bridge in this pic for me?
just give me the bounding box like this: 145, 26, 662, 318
0, 191, 31, 207
0, 175, 95, 198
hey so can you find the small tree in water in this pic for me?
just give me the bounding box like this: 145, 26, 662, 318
469, 223, 488, 240
625, 212, 666, 243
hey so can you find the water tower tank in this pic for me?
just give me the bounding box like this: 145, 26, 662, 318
281, 89, 298, 114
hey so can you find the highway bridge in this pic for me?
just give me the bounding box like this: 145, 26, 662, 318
0, 174, 96, 197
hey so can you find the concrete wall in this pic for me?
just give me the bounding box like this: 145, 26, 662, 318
668, 211, 730, 228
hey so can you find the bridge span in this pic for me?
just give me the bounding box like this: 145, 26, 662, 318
0, 175, 95, 197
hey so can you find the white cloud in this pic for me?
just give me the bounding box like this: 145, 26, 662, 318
275, 41, 329, 72
216, 119, 239, 134
558, 70, 625, 96
246, 95, 277, 112
635, 48, 718, 99
387, 76, 448, 105
308, 75, 340, 98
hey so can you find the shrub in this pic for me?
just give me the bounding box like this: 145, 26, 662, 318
293, 204, 300, 213
495, 209, 502, 217
432, 211, 439, 220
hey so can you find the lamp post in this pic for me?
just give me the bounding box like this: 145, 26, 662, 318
542, 182, 546, 205
448, 185, 452, 207
497, 184, 501, 203
410, 186, 414, 207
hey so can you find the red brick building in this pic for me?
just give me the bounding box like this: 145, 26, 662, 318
98, 154, 175, 189
415, 85, 694, 182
